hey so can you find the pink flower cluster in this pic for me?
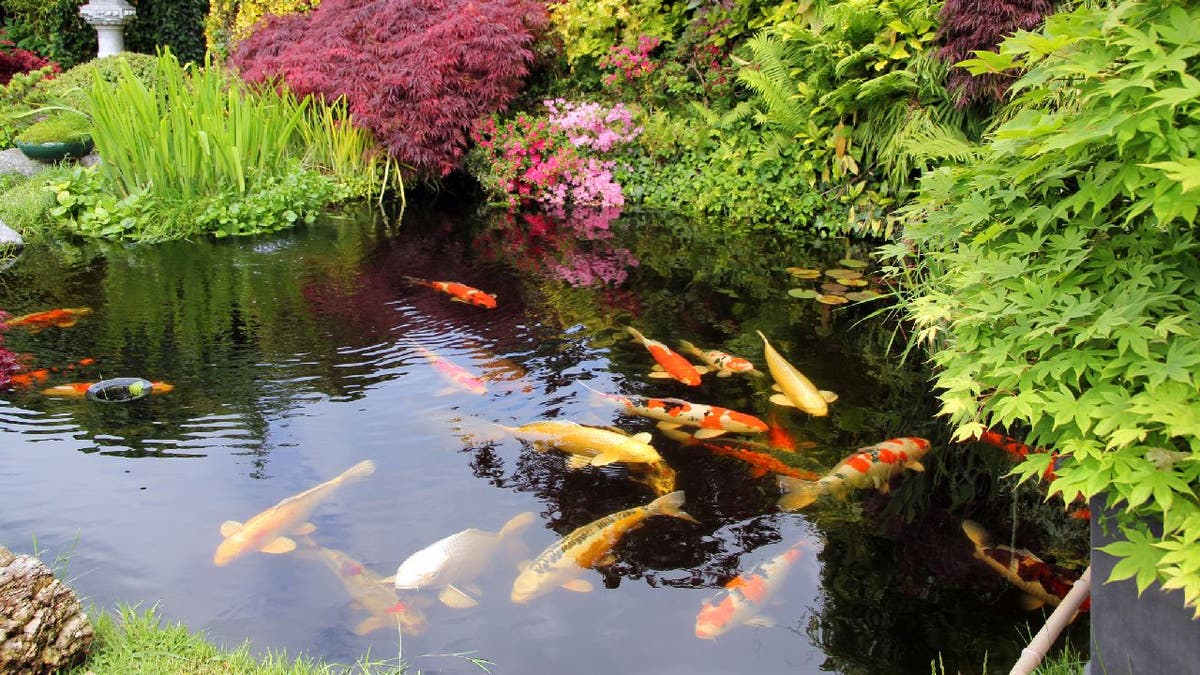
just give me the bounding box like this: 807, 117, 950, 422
471, 101, 641, 211
598, 35, 660, 88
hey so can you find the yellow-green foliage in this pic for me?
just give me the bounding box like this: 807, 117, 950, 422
205, 0, 322, 60
550, 0, 684, 69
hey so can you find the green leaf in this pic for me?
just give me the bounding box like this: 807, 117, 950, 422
1102, 527, 1166, 596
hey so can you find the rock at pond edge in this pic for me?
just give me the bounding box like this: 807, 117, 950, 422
0, 545, 94, 675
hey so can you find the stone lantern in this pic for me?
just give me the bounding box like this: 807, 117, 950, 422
78, 0, 137, 58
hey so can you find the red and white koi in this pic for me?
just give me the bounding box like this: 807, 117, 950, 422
403, 277, 497, 309
962, 520, 1089, 614
585, 384, 766, 439
776, 437, 931, 511
757, 331, 836, 417
695, 541, 808, 639
626, 327, 706, 386
678, 340, 760, 378
408, 342, 488, 395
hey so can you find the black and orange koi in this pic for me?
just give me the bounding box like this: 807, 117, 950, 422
962, 520, 1089, 614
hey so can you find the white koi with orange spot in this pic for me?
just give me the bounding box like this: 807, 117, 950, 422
777, 437, 931, 511
679, 340, 760, 378
584, 385, 766, 439
627, 327, 706, 386
511, 491, 698, 604
695, 541, 807, 639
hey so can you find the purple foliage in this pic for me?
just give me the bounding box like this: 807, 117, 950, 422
231, 0, 548, 179
936, 0, 1056, 107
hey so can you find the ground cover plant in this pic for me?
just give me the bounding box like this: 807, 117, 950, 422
231, 0, 548, 180
882, 0, 1200, 617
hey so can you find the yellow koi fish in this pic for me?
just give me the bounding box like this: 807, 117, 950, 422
300, 536, 427, 635
776, 437, 930, 511
495, 420, 664, 468
757, 331, 837, 416
511, 491, 699, 603
391, 511, 536, 608
214, 460, 376, 566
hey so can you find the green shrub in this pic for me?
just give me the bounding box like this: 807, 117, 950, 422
125, 0, 209, 65
0, 167, 68, 242
0, 0, 94, 68
14, 110, 90, 143
0, 64, 56, 146
34, 53, 160, 112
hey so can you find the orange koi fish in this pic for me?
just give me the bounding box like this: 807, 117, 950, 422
6, 307, 92, 332
511, 491, 698, 603
966, 428, 1061, 481
766, 410, 804, 452
626, 327, 706, 386
585, 384, 766, 439
9, 368, 50, 390
214, 460, 375, 566
678, 340, 760, 378
300, 535, 427, 635
659, 424, 818, 480
695, 541, 807, 639
757, 331, 837, 416
403, 276, 497, 309
408, 342, 487, 395
41, 380, 173, 398
962, 520, 1089, 614
777, 437, 931, 511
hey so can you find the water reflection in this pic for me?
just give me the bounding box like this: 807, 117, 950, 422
0, 204, 1089, 673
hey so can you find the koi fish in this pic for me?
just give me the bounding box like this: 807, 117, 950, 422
494, 419, 664, 467
757, 331, 837, 417
766, 410, 810, 453
776, 437, 931, 511
630, 459, 678, 497
659, 424, 819, 480
511, 491, 698, 603
403, 276, 497, 309
391, 511, 536, 608
41, 380, 173, 398
5, 307, 92, 332
585, 385, 767, 439
967, 428, 1060, 481
962, 520, 1089, 613
300, 536, 427, 635
213, 459, 376, 566
695, 541, 807, 639
678, 340, 760, 378
408, 342, 487, 395
626, 327, 706, 386
10, 368, 50, 390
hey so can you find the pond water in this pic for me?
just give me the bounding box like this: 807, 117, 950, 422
0, 205, 1089, 674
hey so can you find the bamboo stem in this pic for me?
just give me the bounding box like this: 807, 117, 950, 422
1009, 566, 1092, 675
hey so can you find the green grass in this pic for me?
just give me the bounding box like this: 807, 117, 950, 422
928, 641, 1088, 675
66, 604, 494, 675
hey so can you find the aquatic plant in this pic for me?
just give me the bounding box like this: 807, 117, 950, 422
231, 0, 548, 180
882, 0, 1200, 618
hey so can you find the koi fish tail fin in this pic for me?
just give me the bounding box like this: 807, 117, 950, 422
961, 520, 991, 548
498, 511, 537, 539
776, 476, 824, 511
677, 339, 699, 356
338, 459, 377, 483
647, 490, 700, 524
626, 326, 648, 344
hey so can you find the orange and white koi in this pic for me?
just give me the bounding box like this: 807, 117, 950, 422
494, 419, 663, 467
213, 460, 375, 566
659, 424, 819, 480
300, 535, 427, 635
695, 541, 807, 639
627, 327, 706, 386
962, 520, 1089, 614
757, 331, 836, 417
41, 380, 173, 398
5, 307, 92, 332
511, 491, 698, 603
678, 340, 760, 378
408, 342, 487, 395
776, 437, 931, 510
585, 384, 766, 439
403, 276, 496, 309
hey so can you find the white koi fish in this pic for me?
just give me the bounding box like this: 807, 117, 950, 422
213, 460, 376, 566
391, 511, 536, 608
511, 491, 698, 604
584, 384, 767, 439
757, 331, 837, 416
678, 340, 761, 378
777, 437, 930, 510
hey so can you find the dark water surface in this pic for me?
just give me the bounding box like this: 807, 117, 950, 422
0, 206, 1088, 674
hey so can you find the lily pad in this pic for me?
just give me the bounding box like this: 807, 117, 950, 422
838, 258, 868, 269
844, 278, 869, 287
825, 269, 862, 280
786, 267, 822, 279
844, 290, 884, 302
788, 288, 820, 299
815, 294, 849, 305
820, 282, 848, 294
